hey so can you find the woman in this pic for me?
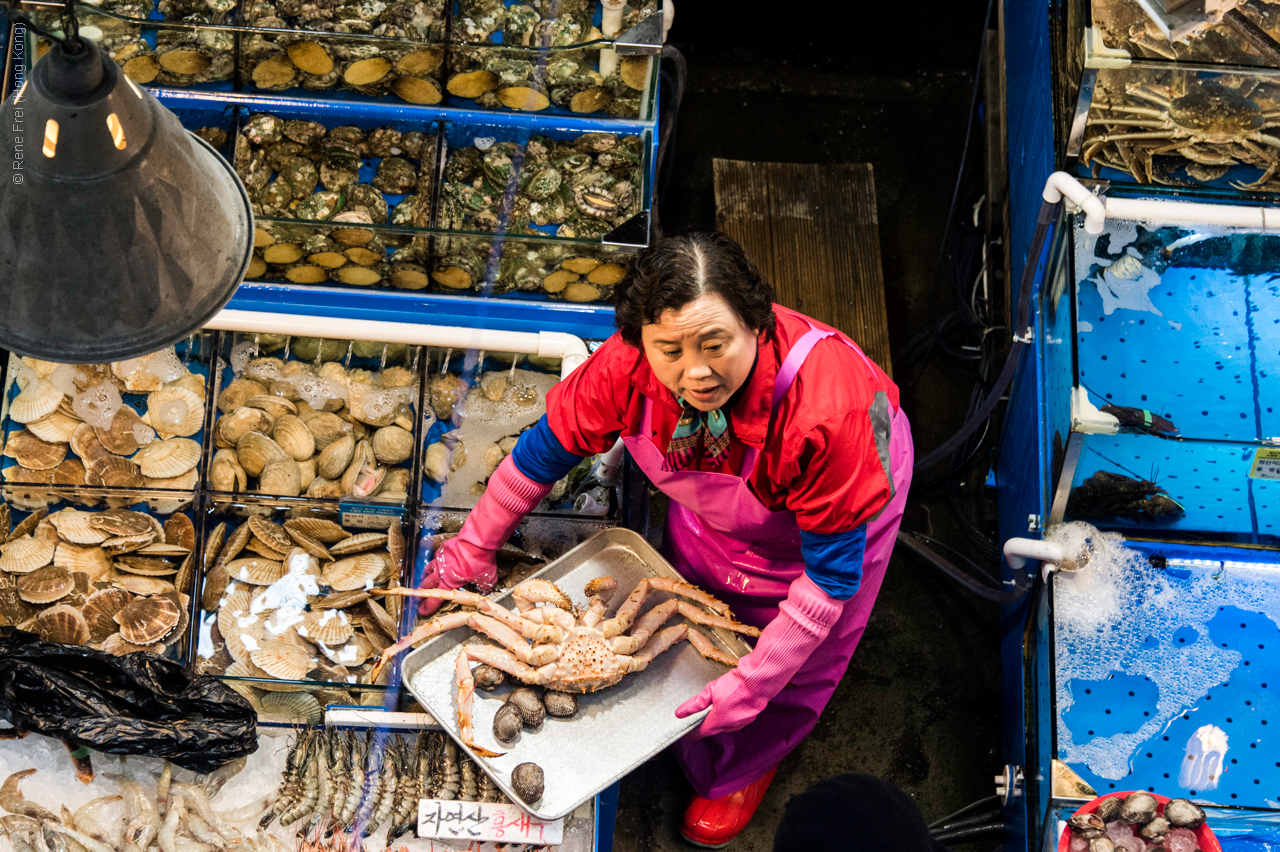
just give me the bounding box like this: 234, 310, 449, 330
418, 231, 912, 847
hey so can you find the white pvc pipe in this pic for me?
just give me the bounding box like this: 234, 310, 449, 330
1043, 172, 1106, 234
206, 309, 590, 377
1003, 537, 1067, 584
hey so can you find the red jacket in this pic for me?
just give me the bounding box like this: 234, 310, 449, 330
547, 306, 899, 536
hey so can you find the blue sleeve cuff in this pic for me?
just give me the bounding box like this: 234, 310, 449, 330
510, 416, 587, 485
800, 525, 867, 600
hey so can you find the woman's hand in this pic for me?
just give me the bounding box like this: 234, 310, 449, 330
675, 573, 846, 737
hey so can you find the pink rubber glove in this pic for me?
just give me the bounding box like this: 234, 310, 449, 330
418, 455, 553, 617
675, 573, 844, 737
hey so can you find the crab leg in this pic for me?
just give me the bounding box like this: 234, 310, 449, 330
622, 625, 688, 672
510, 579, 573, 612
465, 643, 552, 685
610, 599, 678, 654
580, 577, 618, 628
685, 626, 741, 667
478, 600, 565, 644
676, 601, 761, 637
469, 614, 559, 666
378, 587, 488, 607
454, 649, 501, 758
368, 611, 471, 682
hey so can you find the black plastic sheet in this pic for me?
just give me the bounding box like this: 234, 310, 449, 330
0, 629, 257, 773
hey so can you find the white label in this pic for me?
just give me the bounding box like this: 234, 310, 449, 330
1250, 448, 1280, 480
338, 501, 403, 529
323, 707, 439, 730
416, 800, 563, 845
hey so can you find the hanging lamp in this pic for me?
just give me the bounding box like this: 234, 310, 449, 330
0, 4, 253, 363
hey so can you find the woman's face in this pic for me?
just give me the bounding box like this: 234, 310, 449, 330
640, 292, 759, 412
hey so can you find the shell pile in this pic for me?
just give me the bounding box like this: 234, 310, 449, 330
241, 0, 446, 101
1066, 792, 1208, 852
211, 342, 419, 502
0, 502, 193, 657
2, 350, 207, 512
447, 0, 658, 118
433, 130, 641, 299
236, 113, 437, 291
195, 513, 409, 704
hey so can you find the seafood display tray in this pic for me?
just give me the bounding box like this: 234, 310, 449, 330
401, 527, 754, 820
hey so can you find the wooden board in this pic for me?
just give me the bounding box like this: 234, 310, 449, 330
713, 159, 892, 377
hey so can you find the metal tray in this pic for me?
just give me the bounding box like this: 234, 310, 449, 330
402, 527, 754, 820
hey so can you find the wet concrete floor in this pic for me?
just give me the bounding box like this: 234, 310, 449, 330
611, 4, 1005, 850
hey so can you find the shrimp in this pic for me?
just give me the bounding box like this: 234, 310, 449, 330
1, 770, 60, 823
184, 812, 225, 850
168, 784, 235, 844
106, 775, 159, 852
278, 759, 318, 829
155, 766, 171, 818
45, 822, 117, 852
72, 796, 122, 846
172, 840, 212, 852
362, 747, 398, 837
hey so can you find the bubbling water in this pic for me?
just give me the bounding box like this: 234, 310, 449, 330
72, 382, 123, 429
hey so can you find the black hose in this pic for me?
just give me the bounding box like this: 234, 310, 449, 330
655, 44, 686, 203
896, 530, 1028, 603
929, 810, 1004, 836
928, 794, 1002, 830
933, 823, 1006, 844
913, 197, 1059, 473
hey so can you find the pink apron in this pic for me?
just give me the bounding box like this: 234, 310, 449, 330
621, 325, 914, 800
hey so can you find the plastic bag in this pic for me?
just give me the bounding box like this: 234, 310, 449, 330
1222, 835, 1280, 852
0, 629, 257, 773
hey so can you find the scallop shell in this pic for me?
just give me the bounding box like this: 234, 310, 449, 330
297, 608, 354, 645
146, 387, 203, 439
248, 395, 297, 419
4, 430, 68, 470
237, 432, 288, 478
272, 415, 315, 461
0, 536, 57, 573
260, 691, 323, 724
251, 639, 317, 680
69, 422, 112, 465
36, 604, 90, 644
222, 678, 265, 713
86, 456, 144, 488
283, 527, 331, 561
54, 542, 112, 580
94, 404, 154, 455
110, 575, 175, 596
225, 658, 297, 691
100, 633, 164, 655
363, 597, 397, 638
102, 532, 155, 555
284, 518, 351, 544
114, 595, 180, 644
217, 378, 268, 414
9, 508, 48, 542
49, 509, 109, 544
82, 588, 133, 642
144, 468, 200, 491
10, 378, 64, 424
318, 632, 373, 666
370, 425, 412, 465
114, 555, 179, 576
135, 542, 190, 557
112, 358, 163, 393
248, 517, 293, 555
133, 438, 201, 479
329, 532, 388, 557
387, 518, 405, 573
244, 536, 288, 560
322, 553, 385, 591
3, 465, 54, 485
91, 508, 154, 536
167, 372, 207, 400
51, 458, 88, 486
222, 523, 252, 562
160, 591, 190, 644
259, 458, 302, 497
163, 514, 196, 551
17, 564, 74, 603
227, 557, 287, 585
359, 617, 391, 652
316, 433, 355, 480
25, 411, 82, 444
203, 522, 227, 572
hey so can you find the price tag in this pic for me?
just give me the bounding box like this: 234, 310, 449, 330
416, 800, 563, 846
339, 501, 403, 529
1249, 448, 1280, 480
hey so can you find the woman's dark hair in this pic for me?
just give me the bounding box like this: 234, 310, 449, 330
614, 231, 776, 347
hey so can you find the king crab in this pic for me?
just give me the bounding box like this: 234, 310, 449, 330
371, 576, 761, 754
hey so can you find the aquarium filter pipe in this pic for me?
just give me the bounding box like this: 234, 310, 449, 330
1046, 170, 1280, 231
206, 309, 590, 377
1003, 538, 1069, 584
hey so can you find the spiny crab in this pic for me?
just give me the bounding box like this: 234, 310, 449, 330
371, 576, 761, 754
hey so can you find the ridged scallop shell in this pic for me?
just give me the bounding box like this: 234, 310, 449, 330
51, 458, 88, 486
167, 373, 207, 400
112, 358, 163, 393
226, 557, 286, 585
259, 691, 322, 723
284, 527, 331, 561
251, 640, 317, 680
283, 517, 351, 544
248, 517, 293, 555
86, 456, 144, 488
91, 508, 153, 536
221, 523, 252, 563
54, 542, 112, 580
69, 423, 112, 465
318, 632, 373, 666
316, 433, 355, 480
146, 387, 203, 439
135, 542, 191, 557
0, 536, 56, 573
296, 608, 354, 645
4, 430, 68, 470
25, 411, 82, 444
329, 532, 388, 556
49, 509, 108, 544
272, 415, 315, 461
114, 555, 179, 576
163, 513, 196, 550
133, 438, 201, 479
225, 657, 296, 691
371, 425, 413, 465
364, 597, 397, 639
217, 584, 255, 630
161, 591, 190, 645
94, 405, 154, 455
102, 532, 155, 555
100, 633, 164, 655
10, 379, 64, 424
82, 588, 133, 642
115, 595, 180, 644
259, 459, 302, 497
36, 604, 90, 644
322, 553, 385, 591
237, 432, 288, 478
9, 508, 48, 542
144, 469, 200, 492
17, 564, 74, 603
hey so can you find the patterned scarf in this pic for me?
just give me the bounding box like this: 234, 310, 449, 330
663, 400, 731, 472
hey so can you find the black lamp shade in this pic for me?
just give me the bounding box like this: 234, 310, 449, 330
0, 38, 253, 364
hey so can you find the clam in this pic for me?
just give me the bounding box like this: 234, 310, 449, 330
473, 663, 506, 690
49, 509, 109, 544
10, 379, 64, 424
273, 415, 316, 460
323, 553, 384, 591
0, 536, 57, 573
317, 433, 356, 480
94, 404, 154, 455
1139, 817, 1171, 842
507, 687, 546, 732
133, 438, 201, 479
17, 564, 74, 604
303, 412, 352, 449
510, 763, 543, 805
297, 458, 317, 491
227, 557, 287, 585
210, 448, 247, 492
1089, 839, 1116, 852
218, 407, 276, 446
260, 691, 322, 724
251, 639, 317, 680
1164, 799, 1205, 828
543, 691, 579, 718
329, 532, 387, 556
371, 425, 413, 464
146, 386, 204, 439
1068, 814, 1105, 837
36, 604, 90, 645
4, 430, 68, 470
259, 458, 302, 497
247, 395, 297, 419
237, 432, 288, 477
307, 479, 343, 499
82, 588, 133, 641
493, 702, 523, 745
115, 595, 180, 644
297, 608, 354, 645
1119, 792, 1158, 825
217, 378, 268, 414
424, 442, 450, 483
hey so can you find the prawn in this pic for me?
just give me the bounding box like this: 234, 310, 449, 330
1, 770, 60, 824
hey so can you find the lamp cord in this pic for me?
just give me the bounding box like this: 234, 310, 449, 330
6, 0, 82, 48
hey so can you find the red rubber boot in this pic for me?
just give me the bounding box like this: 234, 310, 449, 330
679, 766, 778, 848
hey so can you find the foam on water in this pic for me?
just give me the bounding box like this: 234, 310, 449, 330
71, 382, 122, 430
228, 341, 256, 377
145, 347, 186, 383
1053, 522, 1280, 780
